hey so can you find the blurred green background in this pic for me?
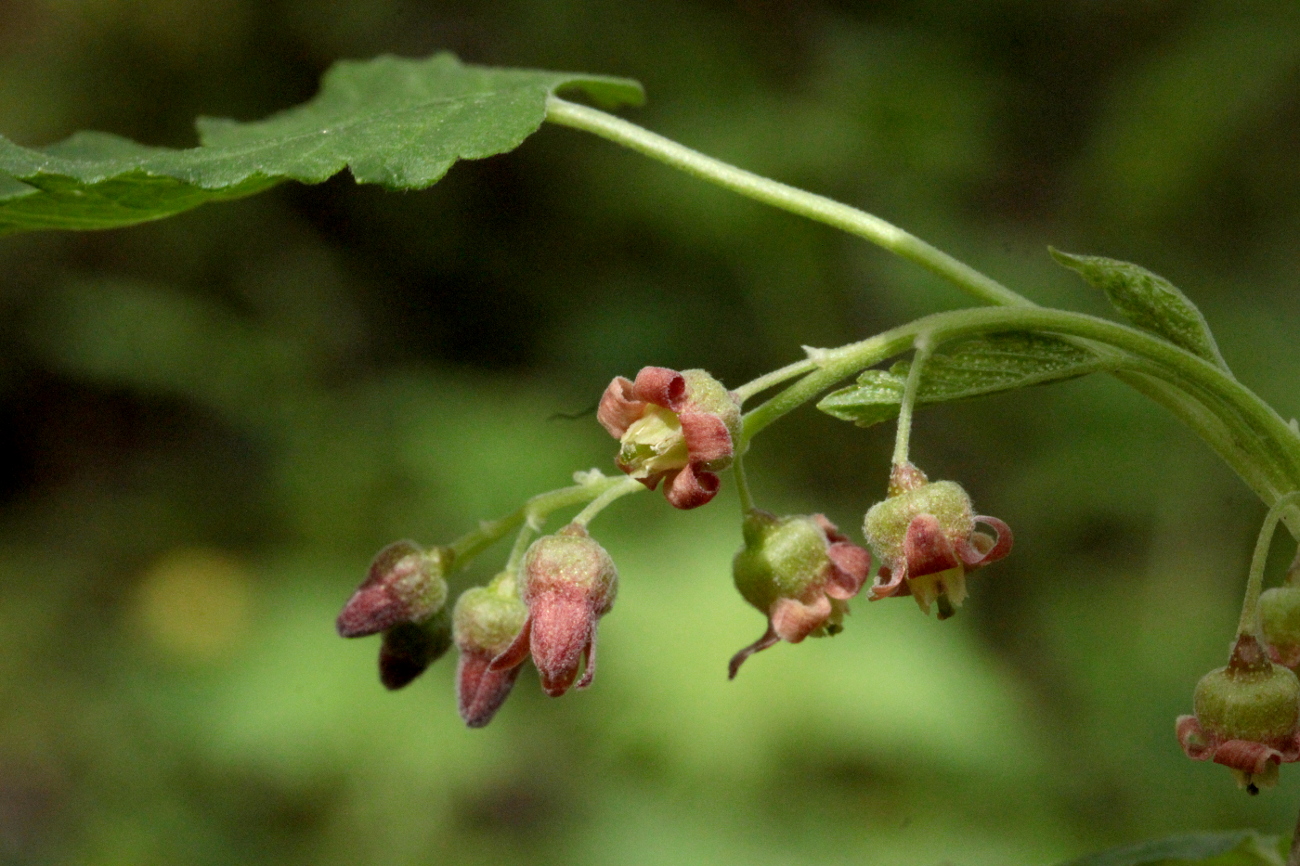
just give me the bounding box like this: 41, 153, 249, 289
3, 1, 1300, 864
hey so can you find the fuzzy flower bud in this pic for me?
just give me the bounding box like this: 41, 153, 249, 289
729, 510, 872, 678
336, 541, 451, 637
862, 463, 1012, 618
336, 540, 454, 689
489, 524, 618, 697
1177, 634, 1300, 793
454, 583, 529, 728
597, 366, 742, 509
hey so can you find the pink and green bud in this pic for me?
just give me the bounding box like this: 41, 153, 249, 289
454, 583, 529, 728
1177, 634, 1300, 794
489, 524, 618, 697
336, 541, 451, 637
862, 464, 1011, 618
597, 366, 742, 510
729, 510, 871, 678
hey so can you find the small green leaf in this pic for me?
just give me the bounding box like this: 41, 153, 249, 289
1053, 830, 1284, 866
0, 53, 643, 235
817, 331, 1110, 428
1050, 247, 1227, 370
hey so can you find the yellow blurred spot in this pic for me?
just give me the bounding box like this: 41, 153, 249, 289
134, 548, 254, 661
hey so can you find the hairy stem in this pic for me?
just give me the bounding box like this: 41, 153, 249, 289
546, 97, 1030, 309
891, 335, 934, 467
1238, 491, 1300, 637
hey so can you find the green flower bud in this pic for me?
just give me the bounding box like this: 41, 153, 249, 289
1260, 586, 1300, 668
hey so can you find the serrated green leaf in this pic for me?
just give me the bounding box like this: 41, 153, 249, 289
1053, 830, 1284, 866
1051, 247, 1227, 370
816, 331, 1111, 428
0, 53, 643, 235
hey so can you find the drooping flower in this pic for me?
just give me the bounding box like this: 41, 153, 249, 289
729, 510, 872, 678
1177, 633, 1300, 794
597, 366, 742, 510
862, 463, 1012, 618
336, 540, 455, 689
489, 524, 618, 697
1260, 585, 1300, 669
453, 582, 529, 728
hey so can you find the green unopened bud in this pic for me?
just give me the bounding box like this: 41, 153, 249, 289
1261, 586, 1300, 668
1193, 638, 1300, 746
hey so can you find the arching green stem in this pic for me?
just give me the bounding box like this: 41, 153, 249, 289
571, 476, 645, 527
1238, 491, 1300, 637
891, 335, 934, 468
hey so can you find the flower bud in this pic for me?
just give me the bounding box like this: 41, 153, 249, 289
1177, 634, 1300, 793
454, 583, 529, 728
336, 541, 451, 638
597, 366, 742, 509
489, 524, 618, 697
378, 607, 453, 690
862, 464, 1011, 618
1260, 586, 1300, 668
729, 510, 871, 678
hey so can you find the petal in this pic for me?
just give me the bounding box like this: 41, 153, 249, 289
728, 624, 780, 680
958, 516, 1013, 570
1176, 715, 1214, 760
336, 583, 408, 637
869, 564, 908, 601
457, 648, 523, 728
825, 542, 871, 600
487, 614, 533, 672
597, 376, 643, 439
770, 595, 832, 643
528, 596, 595, 697
663, 463, 720, 509
575, 627, 599, 690
631, 366, 686, 410
902, 513, 962, 578
678, 410, 733, 465
812, 514, 849, 545
1212, 739, 1285, 776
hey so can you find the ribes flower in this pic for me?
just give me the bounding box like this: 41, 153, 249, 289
862, 463, 1012, 619
336, 540, 454, 689
489, 524, 618, 697
453, 582, 529, 728
1260, 586, 1300, 669
597, 366, 742, 509
729, 510, 872, 678
1176, 633, 1300, 794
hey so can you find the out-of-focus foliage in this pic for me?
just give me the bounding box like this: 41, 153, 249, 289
1, 2, 1299, 865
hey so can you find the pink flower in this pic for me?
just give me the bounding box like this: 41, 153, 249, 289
453, 585, 529, 728
1177, 635, 1300, 794
863, 464, 1012, 619
597, 366, 741, 510
729, 511, 872, 678
489, 524, 618, 697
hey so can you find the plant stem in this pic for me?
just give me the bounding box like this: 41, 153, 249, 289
572, 476, 644, 527
448, 471, 630, 570
891, 335, 933, 467
545, 97, 1031, 309
1238, 491, 1300, 636
732, 453, 756, 514
740, 306, 1300, 531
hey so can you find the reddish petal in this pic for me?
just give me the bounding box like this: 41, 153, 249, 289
575, 629, 599, 690
825, 542, 871, 600
1212, 739, 1285, 776
869, 564, 908, 601
678, 410, 733, 465
902, 514, 961, 579
528, 596, 594, 697
487, 614, 533, 672
1176, 714, 1214, 761
597, 376, 643, 439
631, 366, 686, 410
958, 516, 1013, 570
770, 595, 832, 643
812, 514, 849, 545
336, 583, 407, 637
663, 463, 720, 509
728, 624, 780, 680
457, 648, 523, 728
